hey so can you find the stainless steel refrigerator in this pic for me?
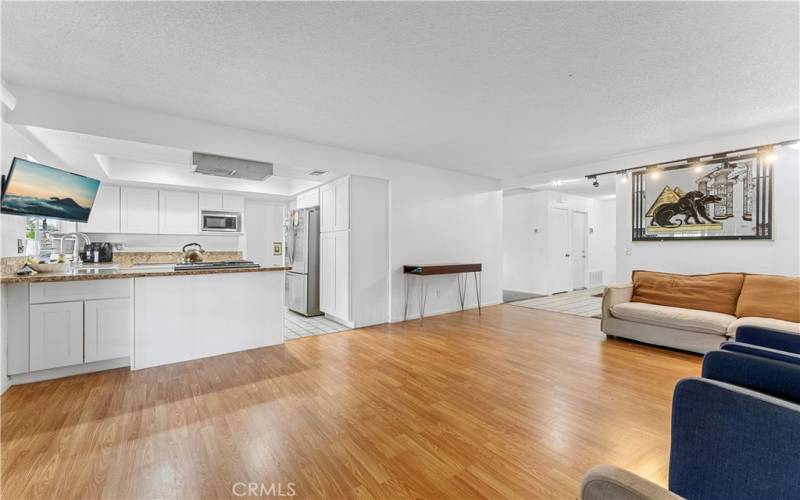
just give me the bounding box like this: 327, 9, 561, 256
285, 207, 321, 316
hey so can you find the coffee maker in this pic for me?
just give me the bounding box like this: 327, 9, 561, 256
82, 242, 114, 263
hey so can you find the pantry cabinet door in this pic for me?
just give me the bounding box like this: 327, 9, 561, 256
319, 232, 335, 313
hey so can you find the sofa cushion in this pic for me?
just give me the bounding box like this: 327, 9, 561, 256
611, 302, 735, 335
736, 274, 800, 323
728, 317, 800, 337
631, 270, 745, 315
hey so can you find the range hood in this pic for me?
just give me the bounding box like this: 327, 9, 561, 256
192, 152, 273, 181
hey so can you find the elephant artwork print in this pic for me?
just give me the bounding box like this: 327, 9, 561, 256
631, 148, 773, 241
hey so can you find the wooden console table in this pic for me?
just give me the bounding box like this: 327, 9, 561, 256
403, 263, 482, 324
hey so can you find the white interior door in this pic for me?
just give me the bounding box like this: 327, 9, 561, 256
549, 207, 571, 294
571, 211, 588, 290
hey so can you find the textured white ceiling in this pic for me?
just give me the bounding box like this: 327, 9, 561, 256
2, 2, 797, 180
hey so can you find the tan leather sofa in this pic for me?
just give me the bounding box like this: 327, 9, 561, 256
601, 277, 800, 354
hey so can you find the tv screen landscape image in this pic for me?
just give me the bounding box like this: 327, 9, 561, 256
1, 158, 101, 222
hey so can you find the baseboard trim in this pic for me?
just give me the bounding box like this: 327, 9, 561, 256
8, 357, 130, 387
323, 313, 355, 329
391, 301, 502, 323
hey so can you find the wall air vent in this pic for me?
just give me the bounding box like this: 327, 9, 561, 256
305, 169, 328, 176
192, 152, 273, 181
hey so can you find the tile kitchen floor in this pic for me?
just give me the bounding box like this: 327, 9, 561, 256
284, 309, 350, 339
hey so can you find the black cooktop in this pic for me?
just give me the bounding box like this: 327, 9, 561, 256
174, 260, 260, 271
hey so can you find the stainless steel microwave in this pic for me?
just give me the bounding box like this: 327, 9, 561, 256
201, 210, 241, 232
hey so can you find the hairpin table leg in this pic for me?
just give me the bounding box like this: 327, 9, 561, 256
418, 276, 427, 325
474, 271, 481, 314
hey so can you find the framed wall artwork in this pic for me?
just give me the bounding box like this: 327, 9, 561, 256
632, 152, 773, 241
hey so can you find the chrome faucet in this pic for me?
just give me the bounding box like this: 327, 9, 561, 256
63, 232, 92, 264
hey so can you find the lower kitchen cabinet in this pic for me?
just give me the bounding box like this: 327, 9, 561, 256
29, 301, 84, 371
84, 298, 131, 362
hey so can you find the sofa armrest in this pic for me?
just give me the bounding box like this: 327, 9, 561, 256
735, 326, 800, 355
581, 464, 682, 500
702, 350, 800, 404
601, 283, 634, 329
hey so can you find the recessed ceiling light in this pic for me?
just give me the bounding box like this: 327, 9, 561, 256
789, 142, 800, 150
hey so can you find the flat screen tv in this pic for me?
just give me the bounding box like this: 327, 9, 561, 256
1, 157, 101, 223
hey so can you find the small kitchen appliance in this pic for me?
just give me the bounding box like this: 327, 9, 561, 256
82, 242, 113, 263
201, 210, 241, 232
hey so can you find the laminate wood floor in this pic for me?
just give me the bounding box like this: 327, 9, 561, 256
1, 305, 701, 499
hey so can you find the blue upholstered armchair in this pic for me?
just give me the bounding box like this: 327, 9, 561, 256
582, 376, 800, 499
730, 325, 800, 355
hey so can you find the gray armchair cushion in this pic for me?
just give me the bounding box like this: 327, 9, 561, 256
581, 465, 682, 500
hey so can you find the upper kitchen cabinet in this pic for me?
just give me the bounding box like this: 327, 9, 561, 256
296, 188, 320, 209
222, 194, 245, 213
319, 183, 334, 232
319, 177, 349, 232
159, 190, 199, 234
198, 192, 223, 211
333, 177, 350, 231
78, 184, 120, 233
199, 193, 243, 213
120, 187, 159, 234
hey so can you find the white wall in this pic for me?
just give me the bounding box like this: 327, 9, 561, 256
6, 86, 503, 322
589, 198, 617, 286
615, 146, 800, 281
503, 191, 549, 294
502, 190, 616, 295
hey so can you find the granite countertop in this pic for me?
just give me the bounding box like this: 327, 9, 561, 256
0, 265, 292, 284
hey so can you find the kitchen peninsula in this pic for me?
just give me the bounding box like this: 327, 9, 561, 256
1, 264, 289, 385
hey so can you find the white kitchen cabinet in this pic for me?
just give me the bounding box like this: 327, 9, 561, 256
319, 184, 335, 232
199, 192, 223, 211
29, 301, 84, 371
120, 187, 159, 234
222, 194, 245, 213
84, 298, 131, 363
333, 230, 350, 319
319, 230, 350, 321
296, 189, 320, 209
333, 177, 350, 231
320, 232, 335, 313
318, 175, 388, 327
159, 190, 199, 234
78, 184, 120, 233
319, 177, 350, 233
